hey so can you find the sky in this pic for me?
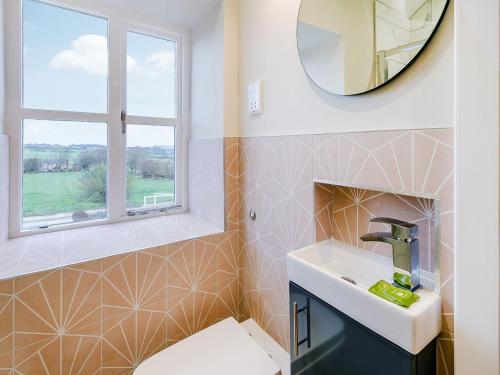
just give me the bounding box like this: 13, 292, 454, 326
23, 0, 176, 147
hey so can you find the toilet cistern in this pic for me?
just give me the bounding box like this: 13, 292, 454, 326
360, 217, 421, 292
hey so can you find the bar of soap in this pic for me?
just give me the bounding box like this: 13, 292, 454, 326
369, 280, 420, 308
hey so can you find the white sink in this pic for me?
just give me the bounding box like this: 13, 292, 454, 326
287, 240, 441, 355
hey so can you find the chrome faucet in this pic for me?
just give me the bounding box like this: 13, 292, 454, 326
360, 217, 421, 292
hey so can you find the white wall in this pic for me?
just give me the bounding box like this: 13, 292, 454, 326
191, 1, 224, 139
0, 1, 6, 240
454, 0, 499, 373
191, 0, 238, 139
238, 0, 454, 137
223, 0, 238, 137
189, 0, 237, 225
0, 0, 5, 135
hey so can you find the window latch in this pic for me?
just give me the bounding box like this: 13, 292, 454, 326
121, 110, 127, 134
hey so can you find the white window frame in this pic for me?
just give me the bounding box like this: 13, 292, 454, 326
5, 0, 190, 238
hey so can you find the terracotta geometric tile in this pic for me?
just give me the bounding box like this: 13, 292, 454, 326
241, 129, 454, 371
442, 313, 454, 334
239, 289, 269, 332
165, 235, 220, 345
262, 258, 288, 315
136, 251, 166, 312
0, 279, 13, 372
218, 231, 239, 276
101, 250, 166, 373
441, 275, 454, 315
440, 211, 454, 252
217, 276, 239, 322
14, 270, 61, 374
136, 310, 166, 364
166, 291, 218, 346
314, 183, 334, 242
440, 246, 454, 289
61, 336, 101, 375
13, 263, 103, 374
1, 129, 454, 374
101, 310, 137, 372
225, 138, 240, 232
438, 331, 454, 375
239, 136, 314, 254
320, 185, 438, 272
61, 265, 101, 336
240, 240, 274, 293
102, 253, 137, 312
264, 315, 290, 352
102, 311, 166, 372
167, 238, 218, 300
217, 231, 240, 321
14, 336, 60, 375
140, 245, 167, 258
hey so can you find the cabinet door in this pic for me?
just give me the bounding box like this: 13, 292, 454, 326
289, 282, 434, 375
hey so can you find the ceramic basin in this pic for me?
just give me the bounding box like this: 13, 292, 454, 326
287, 239, 441, 355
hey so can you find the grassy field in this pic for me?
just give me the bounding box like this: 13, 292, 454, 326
23, 171, 174, 216
127, 175, 175, 209
24, 149, 83, 162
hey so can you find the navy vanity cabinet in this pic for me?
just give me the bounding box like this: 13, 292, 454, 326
289, 282, 436, 375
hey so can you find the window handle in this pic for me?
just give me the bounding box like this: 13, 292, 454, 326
121, 110, 127, 134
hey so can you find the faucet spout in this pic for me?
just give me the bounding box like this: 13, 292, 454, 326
360, 218, 421, 292
360, 232, 398, 246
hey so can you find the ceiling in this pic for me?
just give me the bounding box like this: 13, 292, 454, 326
94, 0, 221, 28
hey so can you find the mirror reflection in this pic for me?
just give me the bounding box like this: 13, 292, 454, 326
297, 0, 449, 95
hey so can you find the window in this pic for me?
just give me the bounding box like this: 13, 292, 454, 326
126, 125, 176, 211
23, 0, 108, 113
7, 0, 186, 236
23, 120, 108, 230
125, 31, 180, 213
127, 31, 177, 118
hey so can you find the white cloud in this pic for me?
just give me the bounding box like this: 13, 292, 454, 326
50, 34, 108, 76
127, 55, 138, 73
128, 51, 175, 79
50, 34, 175, 79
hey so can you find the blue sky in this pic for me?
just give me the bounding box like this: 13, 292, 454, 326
23, 0, 176, 147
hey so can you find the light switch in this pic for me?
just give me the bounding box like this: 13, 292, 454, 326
248, 80, 263, 115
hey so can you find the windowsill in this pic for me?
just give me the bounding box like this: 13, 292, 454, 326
0, 212, 224, 281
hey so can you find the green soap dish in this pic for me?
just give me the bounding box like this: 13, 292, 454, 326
369, 280, 420, 308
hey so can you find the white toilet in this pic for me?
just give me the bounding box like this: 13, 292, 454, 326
134, 318, 282, 375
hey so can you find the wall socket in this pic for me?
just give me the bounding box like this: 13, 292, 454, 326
248, 80, 263, 115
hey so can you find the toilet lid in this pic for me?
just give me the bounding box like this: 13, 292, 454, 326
134, 318, 281, 375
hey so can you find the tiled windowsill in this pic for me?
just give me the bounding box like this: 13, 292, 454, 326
0, 213, 224, 281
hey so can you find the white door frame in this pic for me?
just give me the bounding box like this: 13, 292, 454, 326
454, 0, 500, 373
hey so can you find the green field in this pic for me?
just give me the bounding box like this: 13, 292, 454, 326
23, 171, 174, 216
24, 149, 80, 162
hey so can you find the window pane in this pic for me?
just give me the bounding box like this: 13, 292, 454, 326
23, 120, 108, 230
127, 32, 176, 118
126, 125, 175, 210
23, 0, 108, 113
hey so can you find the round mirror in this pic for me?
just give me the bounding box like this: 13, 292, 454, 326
297, 0, 450, 95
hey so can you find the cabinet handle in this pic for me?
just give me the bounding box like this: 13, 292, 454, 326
293, 299, 312, 357
293, 302, 299, 356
